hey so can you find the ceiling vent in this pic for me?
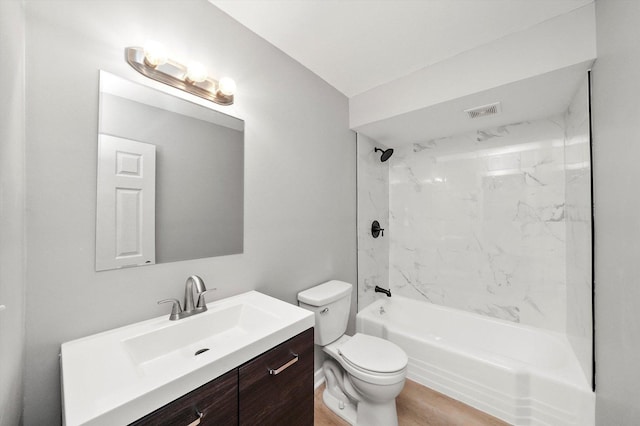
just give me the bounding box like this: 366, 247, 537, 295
464, 102, 501, 119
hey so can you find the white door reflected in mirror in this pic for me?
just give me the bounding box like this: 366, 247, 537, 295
96, 135, 156, 271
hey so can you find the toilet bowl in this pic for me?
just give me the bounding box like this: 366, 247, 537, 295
297, 280, 407, 426
322, 333, 407, 425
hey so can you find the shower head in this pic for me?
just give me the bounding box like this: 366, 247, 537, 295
374, 147, 394, 162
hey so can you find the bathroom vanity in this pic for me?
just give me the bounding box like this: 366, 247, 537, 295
131, 328, 313, 425
60, 291, 314, 426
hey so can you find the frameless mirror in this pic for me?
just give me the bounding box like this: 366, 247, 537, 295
96, 71, 244, 271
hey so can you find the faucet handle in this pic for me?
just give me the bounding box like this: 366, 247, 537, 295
196, 289, 216, 309
158, 298, 183, 320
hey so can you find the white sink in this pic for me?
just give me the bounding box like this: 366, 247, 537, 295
123, 303, 277, 365
61, 291, 314, 426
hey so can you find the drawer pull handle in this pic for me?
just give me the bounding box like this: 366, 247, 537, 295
268, 353, 299, 375
187, 410, 203, 426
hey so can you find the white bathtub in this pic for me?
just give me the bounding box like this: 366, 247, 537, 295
356, 296, 594, 426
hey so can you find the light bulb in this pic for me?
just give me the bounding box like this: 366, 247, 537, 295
143, 41, 167, 68
185, 61, 208, 84
217, 77, 236, 97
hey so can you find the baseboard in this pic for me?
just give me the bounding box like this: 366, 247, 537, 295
314, 367, 325, 390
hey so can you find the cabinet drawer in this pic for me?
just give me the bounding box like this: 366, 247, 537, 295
130, 369, 238, 426
239, 327, 314, 426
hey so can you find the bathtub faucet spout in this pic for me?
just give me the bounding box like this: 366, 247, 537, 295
375, 286, 391, 297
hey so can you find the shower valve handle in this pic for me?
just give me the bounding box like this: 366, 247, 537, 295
371, 220, 384, 238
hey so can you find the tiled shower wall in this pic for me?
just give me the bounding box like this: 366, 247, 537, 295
389, 117, 569, 332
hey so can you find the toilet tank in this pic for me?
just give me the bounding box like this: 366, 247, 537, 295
297, 280, 352, 346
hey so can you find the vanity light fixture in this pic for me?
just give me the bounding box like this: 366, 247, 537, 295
125, 43, 236, 106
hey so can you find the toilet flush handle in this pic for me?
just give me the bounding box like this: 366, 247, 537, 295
320, 307, 329, 315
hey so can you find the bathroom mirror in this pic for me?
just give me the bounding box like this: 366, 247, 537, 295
96, 71, 244, 271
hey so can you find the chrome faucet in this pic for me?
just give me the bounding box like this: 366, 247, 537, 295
158, 275, 215, 320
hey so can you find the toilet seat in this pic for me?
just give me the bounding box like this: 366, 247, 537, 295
327, 333, 407, 386
338, 333, 408, 373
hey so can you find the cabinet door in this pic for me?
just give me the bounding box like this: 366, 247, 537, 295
130, 369, 238, 426
239, 328, 314, 426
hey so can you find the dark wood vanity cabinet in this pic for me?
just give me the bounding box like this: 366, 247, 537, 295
130, 369, 238, 426
130, 328, 313, 426
239, 327, 314, 426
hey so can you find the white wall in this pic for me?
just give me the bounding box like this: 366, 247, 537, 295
592, 0, 640, 423
350, 3, 596, 130
0, 1, 26, 425
23, 1, 356, 423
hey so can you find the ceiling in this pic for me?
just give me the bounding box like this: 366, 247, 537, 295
210, 0, 593, 97
354, 61, 592, 145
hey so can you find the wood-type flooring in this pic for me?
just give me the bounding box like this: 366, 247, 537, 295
314, 379, 510, 426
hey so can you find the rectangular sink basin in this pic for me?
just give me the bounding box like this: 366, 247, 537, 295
61, 291, 314, 426
123, 303, 277, 365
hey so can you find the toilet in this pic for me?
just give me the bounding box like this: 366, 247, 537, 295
297, 280, 407, 426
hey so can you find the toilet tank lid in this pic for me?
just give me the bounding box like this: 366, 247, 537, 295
297, 280, 352, 306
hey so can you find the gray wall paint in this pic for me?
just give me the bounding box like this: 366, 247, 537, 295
23, 1, 356, 423
0, 1, 26, 425
592, 0, 640, 423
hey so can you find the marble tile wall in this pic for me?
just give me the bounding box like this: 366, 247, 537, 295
389, 117, 569, 332
357, 134, 390, 310
564, 75, 593, 381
